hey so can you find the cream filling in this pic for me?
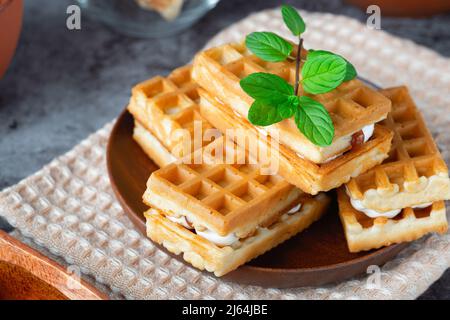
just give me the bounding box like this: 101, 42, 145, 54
411, 202, 433, 209
164, 200, 304, 247
287, 203, 302, 214
315, 124, 376, 164
362, 124, 375, 143
349, 196, 433, 218
349, 197, 402, 218
196, 229, 240, 247
166, 215, 192, 229
166, 215, 240, 246
346, 172, 450, 212
165, 214, 240, 247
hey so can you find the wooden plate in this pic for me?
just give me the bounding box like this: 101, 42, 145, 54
107, 109, 407, 288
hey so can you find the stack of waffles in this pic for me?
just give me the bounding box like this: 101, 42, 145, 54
128, 65, 330, 276
339, 86, 450, 252
193, 43, 394, 194
126, 40, 449, 276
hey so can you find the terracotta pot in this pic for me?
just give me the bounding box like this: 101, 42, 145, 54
0, 0, 23, 79
345, 0, 450, 17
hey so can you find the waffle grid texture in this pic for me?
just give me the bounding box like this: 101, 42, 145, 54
0, 9, 449, 299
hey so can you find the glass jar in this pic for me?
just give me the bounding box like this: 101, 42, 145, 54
76, 0, 220, 38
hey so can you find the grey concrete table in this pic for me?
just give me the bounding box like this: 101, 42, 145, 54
1, 0, 449, 299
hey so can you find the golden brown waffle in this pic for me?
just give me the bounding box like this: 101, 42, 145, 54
192, 42, 392, 163
198, 88, 393, 195
145, 193, 329, 276
337, 188, 447, 252
346, 86, 450, 211
128, 65, 214, 159
132, 69, 330, 276
143, 136, 313, 237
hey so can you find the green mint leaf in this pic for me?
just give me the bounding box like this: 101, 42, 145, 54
248, 100, 283, 126
240, 72, 294, 103
308, 49, 357, 82
295, 96, 334, 146
278, 95, 299, 119
301, 51, 347, 94
281, 5, 305, 36
245, 32, 293, 62
343, 62, 357, 81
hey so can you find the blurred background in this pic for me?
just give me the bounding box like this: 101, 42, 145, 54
0, 0, 449, 298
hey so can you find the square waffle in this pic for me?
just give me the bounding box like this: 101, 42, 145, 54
345, 86, 450, 212
337, 188, 447, 252
128, 65, 213, 159
198, 88, 393, 195
192, 42, 392, 163
143, 136, 315, 238
145, 193, 329, 276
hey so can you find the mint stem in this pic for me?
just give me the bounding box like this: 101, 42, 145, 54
294, 36, 303, 96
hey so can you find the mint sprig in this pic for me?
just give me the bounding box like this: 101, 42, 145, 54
239, 5, 358, 146
240, 74, 333, 145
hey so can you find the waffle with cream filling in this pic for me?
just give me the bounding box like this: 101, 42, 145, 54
345, 86, 450, 213
145, 193, 329, 276
143, 136, 318, 238
192, 42, 392, 164
198, 88, 393, 195
337, 188, 447, 252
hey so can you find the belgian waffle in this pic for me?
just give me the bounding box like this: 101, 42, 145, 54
192, 42, 392, 163
143, 136, 317, 237
345, 86, 450, 212
128, 65, 214, 159
145, 193, 329, 276
198, 88, 393, 195
337, 188, 447, 252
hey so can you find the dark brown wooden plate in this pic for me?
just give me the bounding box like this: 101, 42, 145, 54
107, 109, 407, 288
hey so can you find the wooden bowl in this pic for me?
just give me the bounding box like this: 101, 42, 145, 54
107, 108, 408, 288
345, 0, 450, 17
0, 230, 108, 300
0, 0, 23, 78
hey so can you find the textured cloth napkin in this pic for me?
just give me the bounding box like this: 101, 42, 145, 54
1, 9, 449, 300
